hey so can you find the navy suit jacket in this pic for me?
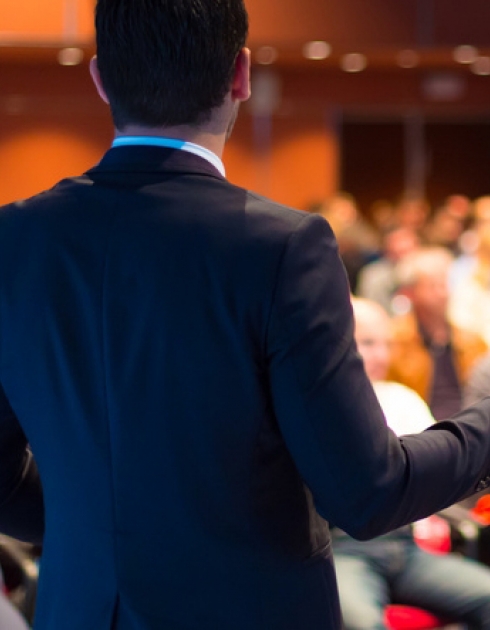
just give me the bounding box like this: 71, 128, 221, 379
1, 146, 490, 629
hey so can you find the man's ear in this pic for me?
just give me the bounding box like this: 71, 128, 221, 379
89, 56, 110, 105
231, 47, 251, 102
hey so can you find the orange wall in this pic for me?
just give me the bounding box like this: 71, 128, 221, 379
0, 119, 112, 204
269, 115, 338, 209
0, 110, 336, 210
0, 0, 94, 41
1, 2, 490, 212
0, 63, 113, 205
3, 0, 478, 51
0, 62, 339, 209
224, 109, 338, 209
3, 58, 490, 209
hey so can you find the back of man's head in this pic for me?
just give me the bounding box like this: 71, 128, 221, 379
95, 0, 249, 131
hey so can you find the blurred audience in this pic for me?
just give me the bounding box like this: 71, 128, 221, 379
454, 197, 490, 408
423, 194, 471, 254
0, 563, 30, 629
464, 352, 490, 408
386, 246, 487, 420
0, 589, 29, 630
333, 297, 490, 630
367, 199, 397, 234
393, 195, 431, 239
317, 192, 380, 290
449, 195, 490, 290
316, 189, 490, 402
356, 226, 420, 314
449, 222, 490, 346
474, 196, 490, 225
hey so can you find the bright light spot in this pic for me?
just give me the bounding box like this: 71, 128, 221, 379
255, 46, 278, 65
471, 56, 490, 76
453, 45, 478, 64
396, 49, 419, 69
340, 53, 367, 73
57, 47, 84, 66
302, 41, 331, 60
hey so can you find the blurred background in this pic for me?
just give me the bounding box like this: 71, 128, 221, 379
1, 0, 490, 213
3, 6, 490, 627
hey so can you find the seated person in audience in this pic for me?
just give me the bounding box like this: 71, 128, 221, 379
368, 199, 397, 235
393, 195, 430, 241
449, 222, 490, 347
449, 195, 490, 290
318, 192, 381, 291
387, 246, 487, 420
356, 225, 420, 315
464, 351, 490, 408
423, 194, 470, 255
0, 567, 29, 630
333, 297, 490, 630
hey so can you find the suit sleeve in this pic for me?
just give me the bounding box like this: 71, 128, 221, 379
266, 213, 490, 540
0, 382, 44, 544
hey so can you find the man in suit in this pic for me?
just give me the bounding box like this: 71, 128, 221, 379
3, 1, 490, 628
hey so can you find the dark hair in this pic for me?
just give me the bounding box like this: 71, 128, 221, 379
95, 0, 249, 130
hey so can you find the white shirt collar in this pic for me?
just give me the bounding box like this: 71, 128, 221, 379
111, 136, 226, 177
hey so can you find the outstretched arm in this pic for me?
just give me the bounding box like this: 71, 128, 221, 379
267, 213, 490, 540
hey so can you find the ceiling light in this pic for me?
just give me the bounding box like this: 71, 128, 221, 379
453, 45, 478, 64
340, 53, 367, 73
302, 41, 331, 60
396, 49, 419, 69
471, 56, 490, 76
255, 46, 278, 65
57, 47, 84, 66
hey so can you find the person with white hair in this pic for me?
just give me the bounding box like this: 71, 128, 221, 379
387, 246, 487, 420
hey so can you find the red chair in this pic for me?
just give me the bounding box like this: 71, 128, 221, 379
384, 605, 448, 630
411, 515, 452, 555
384, 516, 452, 630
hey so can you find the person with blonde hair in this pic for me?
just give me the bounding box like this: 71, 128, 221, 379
449, 222, 490, 346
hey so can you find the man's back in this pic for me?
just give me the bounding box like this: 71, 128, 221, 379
0, 147, 342, 629
7, 0, 490, 628
5, 148, 490, 629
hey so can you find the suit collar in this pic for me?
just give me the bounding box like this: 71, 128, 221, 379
111, 136, 225, 176
86, 145, 226, 181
